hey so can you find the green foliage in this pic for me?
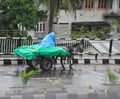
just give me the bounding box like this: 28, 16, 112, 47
38, 10, 48, 21
95, 27, 112, 39
110, 18, 120, 33
70, 26, 94, 38
12, 30, 28, 37
0, 0, 47, 37
107, 69, 119, 84
0, 0, 48, 37
0, 0, 38, 32
0, 30, 29, 37
111, 17, 120, 25
21, 69, 42, 84
70, 26, 112, 39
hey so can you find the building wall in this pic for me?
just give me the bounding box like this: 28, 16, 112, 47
108, 0, 120, 39
52, 0, 120, 38
32, 0, 120, 39
53, 9, 106, 37
53, 23, 70, 38
112, 0, 119, 12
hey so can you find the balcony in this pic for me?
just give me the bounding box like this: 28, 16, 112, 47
103, 10, 120, 18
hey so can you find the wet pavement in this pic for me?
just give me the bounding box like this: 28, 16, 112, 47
0, 65, 120, 99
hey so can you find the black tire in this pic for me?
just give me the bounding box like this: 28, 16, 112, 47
31, 58, 40, 68
26, 59, 35, 68
40, 58, 53, 71
26, 59, 38, 70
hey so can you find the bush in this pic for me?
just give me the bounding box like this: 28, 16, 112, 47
107, 69, 119, 84
70, 26, 112, 39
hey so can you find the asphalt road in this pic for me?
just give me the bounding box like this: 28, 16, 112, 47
0, 64, 120, 99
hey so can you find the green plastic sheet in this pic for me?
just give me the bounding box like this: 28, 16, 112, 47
14, 44, 67, 60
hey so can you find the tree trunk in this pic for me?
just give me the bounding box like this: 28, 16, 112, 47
48, 0, 55, 33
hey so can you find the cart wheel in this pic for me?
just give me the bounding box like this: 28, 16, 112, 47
40, 58, 53, 71
26, 59, 38, 71
31, 58, 40, 69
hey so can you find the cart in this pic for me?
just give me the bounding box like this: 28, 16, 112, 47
25, 46, 74, 71
14, 32, 68, 71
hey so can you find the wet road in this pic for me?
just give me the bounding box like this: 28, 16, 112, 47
0, 65, 120, 99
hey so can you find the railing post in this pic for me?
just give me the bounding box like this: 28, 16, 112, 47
109, 39, 113, 57
17, 37, 21, 47
95, 53, 98, 60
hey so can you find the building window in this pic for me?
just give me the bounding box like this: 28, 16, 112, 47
79, 0, 84, 9
105, 0, 113, 9
110, 0, 113, 8
117, 25, 120, 33
119, 0, 120, 8
60, 0, 65, 9
36, 22, 45, 32
85, 0, 94, 9
98, 0, 107, 8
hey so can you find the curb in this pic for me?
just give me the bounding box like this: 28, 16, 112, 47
0, 58, 25, 65
0, 58, 120, 66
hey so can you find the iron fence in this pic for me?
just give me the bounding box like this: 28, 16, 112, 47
0, 37, 32, 54
0, 37, 120, 56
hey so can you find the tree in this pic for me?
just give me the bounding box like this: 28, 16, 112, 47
0, 0, 38, 36
39, 0, 82, 33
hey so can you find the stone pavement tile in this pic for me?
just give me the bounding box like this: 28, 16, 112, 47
108, 92, 120, 99
78, 94, 88, 99
22, 94, 34, 99
88, 93, 98, 99
107, 96, 120, 99
67, 94, 78, 99
117, 92, 120, 97
10, 95, 22, 99
56, 93, 67, 99
34, 94, 45, 99
45, 94, 56, 99
0, 96, 10, 99
98, 93, 109, 99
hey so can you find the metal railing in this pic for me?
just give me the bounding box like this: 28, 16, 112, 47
0, 37, 120, 57
0, 37, 32, 54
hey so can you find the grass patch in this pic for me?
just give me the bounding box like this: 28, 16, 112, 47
106, 69, 119, 84
21, 69, 42, 84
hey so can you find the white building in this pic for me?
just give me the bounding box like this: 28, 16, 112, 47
31, 0, 120, 39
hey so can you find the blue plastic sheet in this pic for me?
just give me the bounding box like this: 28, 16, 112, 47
38, 32, 56, 47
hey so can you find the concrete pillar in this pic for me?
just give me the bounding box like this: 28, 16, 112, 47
112, 0, 119, 12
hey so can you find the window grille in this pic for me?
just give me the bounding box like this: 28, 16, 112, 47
85, 0, 94, 9
98, 0, 107, 8
36, 22, 45, 32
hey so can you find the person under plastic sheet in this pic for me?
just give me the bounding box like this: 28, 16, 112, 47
38, 32, 56, 47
